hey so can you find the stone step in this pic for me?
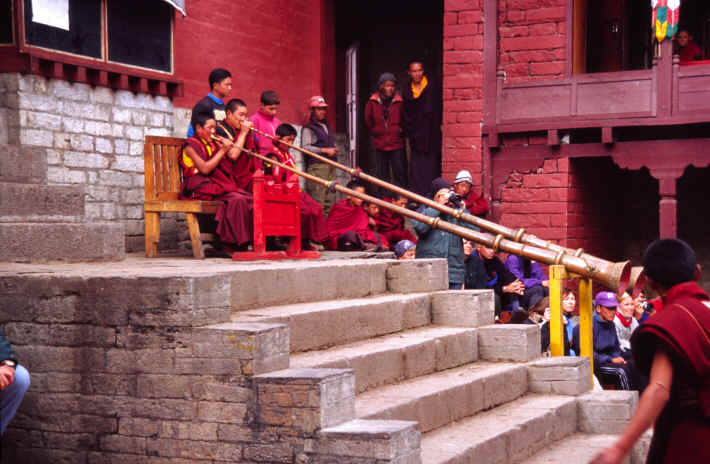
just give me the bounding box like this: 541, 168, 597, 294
0, 222, 125, 262
355, 362, 528, 433
290, 326, 478, 393
523, 433, 626, 464
420, 394, 578, 464
0, 182, 84, 222
231, 293, 432, 353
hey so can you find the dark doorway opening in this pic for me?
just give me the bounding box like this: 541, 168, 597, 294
334, 0, 443, 182
678, 165, 710, 291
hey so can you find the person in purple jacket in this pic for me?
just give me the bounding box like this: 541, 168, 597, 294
504, 254, 549, 310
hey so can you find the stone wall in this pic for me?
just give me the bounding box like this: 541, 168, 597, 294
0, 73, 179, 252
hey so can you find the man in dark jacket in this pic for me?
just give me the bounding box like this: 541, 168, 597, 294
365, 72, 407, 193
0, 329, 30, 434
476, 244, 526, 320
412, 178, 479, 289
402, 61, 441, 196
573, 291, 636, 390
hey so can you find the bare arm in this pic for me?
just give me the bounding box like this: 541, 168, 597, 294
590, 349, 673, 464
227, 120, 253, 161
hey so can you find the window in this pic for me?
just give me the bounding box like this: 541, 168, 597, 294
20, 0, 173, 73
1, 0, 14, 44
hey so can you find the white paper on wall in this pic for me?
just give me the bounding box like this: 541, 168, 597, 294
31, 0, 69, 31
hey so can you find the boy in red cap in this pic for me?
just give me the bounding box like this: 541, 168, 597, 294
302, 96, 338, 215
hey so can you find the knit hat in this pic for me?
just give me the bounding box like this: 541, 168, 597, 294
642, 238, 697, 287
377, 72, 397, 88
394, 240, 416, 258
429, 177, 451, 199
454, 170, 473, 185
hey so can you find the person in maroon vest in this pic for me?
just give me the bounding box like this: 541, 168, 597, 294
365, 72, 406, 194
677, 29, 703, 63
302, 96, 338, 215
180, 114, 253, 251
592, 238, 710, 464
325, 181, 386, 251
372, 194, 417, 246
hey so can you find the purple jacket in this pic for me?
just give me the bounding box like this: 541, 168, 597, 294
505, 254, 547, 288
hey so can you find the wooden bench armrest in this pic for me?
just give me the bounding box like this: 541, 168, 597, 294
144, 199, 221, 214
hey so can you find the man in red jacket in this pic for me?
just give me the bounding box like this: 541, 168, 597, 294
365, 72, 406, 194
453, 170, 489, 218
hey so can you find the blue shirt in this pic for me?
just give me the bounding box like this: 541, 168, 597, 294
187, 93, 224, 137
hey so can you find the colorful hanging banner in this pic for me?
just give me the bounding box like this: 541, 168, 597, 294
652, 0, 680, 43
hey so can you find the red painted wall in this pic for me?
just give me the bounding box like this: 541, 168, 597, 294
172, 0, 336, 127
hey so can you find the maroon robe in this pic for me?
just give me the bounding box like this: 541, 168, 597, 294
631, 281, 710, 463
215, 121, 260, 192
180, 136, 253, 246
268, 145, 327, 243
325, 198, 382, 251
374, 198, 417, 245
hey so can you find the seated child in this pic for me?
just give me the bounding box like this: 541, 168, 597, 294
363, 200, 390, 251
179, 114, 253, 251
463, 239, 487, 290
394, 240, 416, 260
325, 181, 386, 251
505, 254, 550, 311
266, 123, 328, 249
522, 296, 570, 355
476, 244, 526, 321
373, 194, 418, 246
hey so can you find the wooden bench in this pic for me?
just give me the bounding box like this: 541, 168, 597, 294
144, 135, 320, 261
144, 135, 220, 259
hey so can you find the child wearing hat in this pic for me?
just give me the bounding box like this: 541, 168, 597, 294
453, 170, 489, 218
301, 95, 338, 215
365, 72, 407, 193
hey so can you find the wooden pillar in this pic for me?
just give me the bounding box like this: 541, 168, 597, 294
658, 176, 677, 238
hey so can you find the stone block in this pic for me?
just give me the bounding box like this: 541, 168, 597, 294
0, 222, 125, 262
49, 80, 90, 101
27, 111, 62, 130
4, 322, 116, 347
84, 121, 112, 136
577, 390, 638, 433
96, 137, 113, 153
145, 438, 242, 461
477, 324, 540, 362
160, 421, 218, 441
306, 419, 420, 461
0, 182, 84, 222
118, 417, 160, 437
62, 117, 84, 133
431, 289, 494, 327
113, 156, 142, 173
527, 356, 592, 395
255, 368, 355, 432
0, 144, 47, 183
386, 258, 448, 293
112, 107, 133, 123
20, 128, 54, 147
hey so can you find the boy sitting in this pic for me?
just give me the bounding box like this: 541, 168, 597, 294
325, 181, 386, 251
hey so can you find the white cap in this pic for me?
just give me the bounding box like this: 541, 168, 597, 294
454, 170, 473, 184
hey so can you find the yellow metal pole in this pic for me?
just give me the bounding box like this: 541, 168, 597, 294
578, 277, 595, 387
548, 265, 567, 357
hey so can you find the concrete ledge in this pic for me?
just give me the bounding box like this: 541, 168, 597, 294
0, 182, 84, 222
527, 356, 592, 396
0, 222, 125, 262
577, 390, 638, 434
255, 368, 356, 432
386, 258, 448, 293
477, 324, 540, 362
431, 289, 494, 327
306, 419, 420, 462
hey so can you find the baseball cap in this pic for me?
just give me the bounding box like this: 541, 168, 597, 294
594, 291, 619, 308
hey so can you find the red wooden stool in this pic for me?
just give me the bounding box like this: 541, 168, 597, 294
231, 170, 320, 261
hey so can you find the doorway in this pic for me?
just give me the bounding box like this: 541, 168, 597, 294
334, 0, 443, 182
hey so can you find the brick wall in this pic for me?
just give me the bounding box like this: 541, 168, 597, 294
442, 0, 485, 187
1, 73, 179, 252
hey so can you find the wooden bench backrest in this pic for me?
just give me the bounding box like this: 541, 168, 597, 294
144, 135, 184, 201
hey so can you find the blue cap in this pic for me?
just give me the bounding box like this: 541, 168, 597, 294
394, 240, 415, 258
594, 291, 618, 308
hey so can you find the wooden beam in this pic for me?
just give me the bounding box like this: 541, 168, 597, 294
547, 129, 560, 146
602, 127, 614, 144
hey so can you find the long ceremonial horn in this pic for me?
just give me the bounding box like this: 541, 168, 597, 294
238, 143, 631, 291
249, 126, 626, 291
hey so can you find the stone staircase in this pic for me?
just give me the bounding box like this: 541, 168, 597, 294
0, 144, 124, 262
0, 255, 650, 463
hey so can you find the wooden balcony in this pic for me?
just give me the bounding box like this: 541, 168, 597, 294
484, 41, 710, 142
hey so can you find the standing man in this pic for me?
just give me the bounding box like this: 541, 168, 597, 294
249, 90, 282, 155
187, 68, 232, 137
402, 61, 441, 196
0, 329, 30, 435
365, 72, 406, 193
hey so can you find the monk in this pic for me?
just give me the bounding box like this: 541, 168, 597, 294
215, 98, 259, 191
372, 193, 417, 246
325, 181, 386, 251
179, 113, 253, 249
591, 238, 710, 464
266, 123, 328, 248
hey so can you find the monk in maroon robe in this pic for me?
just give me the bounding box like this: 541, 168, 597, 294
325, 182, 384, 251
267, 124, 327, 245
592, 238, 710, 464
180, 114, 253, 247
373, 195, 417, 245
